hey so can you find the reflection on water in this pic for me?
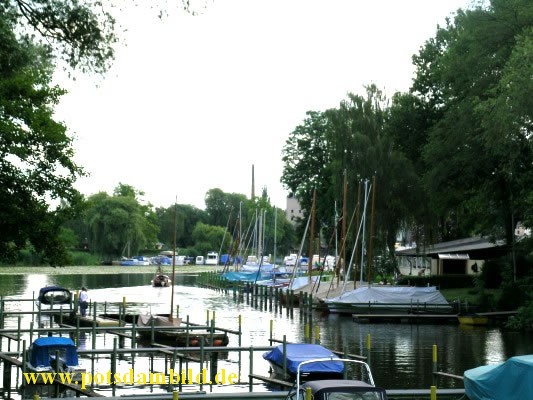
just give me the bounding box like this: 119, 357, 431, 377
1, 272, 533, 398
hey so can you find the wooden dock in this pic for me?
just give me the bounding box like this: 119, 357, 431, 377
352, 313, 458, 324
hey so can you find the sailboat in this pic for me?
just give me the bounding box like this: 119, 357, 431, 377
137, 200, 230, 347
137, 200, 181, 338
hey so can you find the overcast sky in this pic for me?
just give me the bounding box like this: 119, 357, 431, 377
54, 0, 470, 210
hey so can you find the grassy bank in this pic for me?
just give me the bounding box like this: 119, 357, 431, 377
0, 265, 222, 275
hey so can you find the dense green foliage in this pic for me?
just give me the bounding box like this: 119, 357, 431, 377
281, 0, 532, 274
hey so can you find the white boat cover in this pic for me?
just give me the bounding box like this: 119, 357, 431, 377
464, 355, 533, 400
325, 286, 449, 304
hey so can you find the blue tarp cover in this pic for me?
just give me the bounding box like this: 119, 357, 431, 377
263, 344, 344, 375
30, 337, 79, 367
464, 354, 533, 400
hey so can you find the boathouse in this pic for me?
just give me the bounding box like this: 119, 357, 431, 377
395, 236, 508, 276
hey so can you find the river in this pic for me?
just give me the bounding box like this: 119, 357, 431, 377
1, 270, 532, 398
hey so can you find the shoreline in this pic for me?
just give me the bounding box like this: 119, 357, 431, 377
0, 265, 221, 275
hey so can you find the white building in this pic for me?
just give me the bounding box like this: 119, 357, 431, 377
285, 194, 303, 225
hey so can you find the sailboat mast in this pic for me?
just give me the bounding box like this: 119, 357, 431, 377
367, 176, 376, 287
338, 171, 347, 285
308, 189, 316, 282
170, 198, 177, 321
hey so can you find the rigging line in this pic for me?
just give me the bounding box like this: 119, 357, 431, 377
312, 214, 342, 294
326, 187, 360, 299
288, 209, 312, 289
218, 205, 233, 263
342, 182, 372, 296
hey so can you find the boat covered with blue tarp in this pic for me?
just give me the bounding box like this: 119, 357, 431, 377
29, 337, 79, 368
263, 344, 344, 380
464, 354, 533, 400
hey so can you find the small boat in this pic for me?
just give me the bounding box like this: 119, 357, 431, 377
464, 354, 533, 400
136, 313, 229, 346
120, 256, 151, 266
151, 266, 171, 287
458, 313, 488, 326
295, 379, 388, 400
25, 337, 85, 381
151, 274, 171, 287
263, 344, 344, 381
36, 286, 73, 312
286, 356, 387, 400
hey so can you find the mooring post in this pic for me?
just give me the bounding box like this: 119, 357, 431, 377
17, 316, 21, 353
185, 315, 190, 347
432, 344, 438, 386
29, 321, 34, 344
76, 316, 80, 346
269, 320, 273, 346
150, 317, 155, 345
111, 338, 117, 396
91, 320, 96, 388
282, 335, 287, 378
199, 340, 205, 392
0, 296, 4, 329
210, 351, 218, 384
248, 346, 254, 392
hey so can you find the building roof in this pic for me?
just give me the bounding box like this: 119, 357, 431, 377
396, 236, 507, 259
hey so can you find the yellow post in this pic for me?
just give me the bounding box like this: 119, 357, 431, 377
366, 333, 371, 350
173, 390, 179, 400
432, 344, 438, 373
206, 310, 210, 326
304, 324, 310, 341
33, 394, 40, 400
212, 310, 215, 323
314, 325, 320, 342
430, 385, 437, 400
305, 386, 312, 400
122, 296, 126, 309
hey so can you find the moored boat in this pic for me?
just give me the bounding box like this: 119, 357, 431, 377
136, 313, 229, 346
36, 286, 73, 312
464, 354, 533, 400
25, 337, 85, 382
284, 354, 387, 400
263, 344, 344, 381
325, 285, 453, 315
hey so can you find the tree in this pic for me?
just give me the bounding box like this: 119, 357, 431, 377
155, 203, 207, 249
4, 0, 117, 74
84, 184, 159, 259
413, 0, 533, 245
0, 11, 86, 265
0, 0, 120, 265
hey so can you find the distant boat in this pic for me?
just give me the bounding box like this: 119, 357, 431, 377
151, 270, 171, 287
120, 256, 151, 266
